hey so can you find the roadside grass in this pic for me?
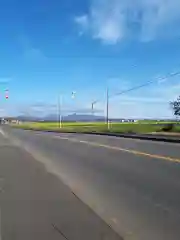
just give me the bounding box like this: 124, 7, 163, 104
12, 121, 180, 134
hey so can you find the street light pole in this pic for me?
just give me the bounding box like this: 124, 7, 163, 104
91, 88, 109, 128
57, 91, 76, 128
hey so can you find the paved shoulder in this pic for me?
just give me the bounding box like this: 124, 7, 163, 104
0, 134, 121, 240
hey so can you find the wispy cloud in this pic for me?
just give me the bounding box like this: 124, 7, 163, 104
24, 47, 47, 62
18, 102, 103, 116
18, 35, 47, 62
15, 72, 180, 119
68, 108, 103, 114
0, 78, 11, 85
75, 0, 180, 44
74, 15, 89, 35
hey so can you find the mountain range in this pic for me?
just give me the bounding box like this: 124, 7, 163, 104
15, 114, 105, 122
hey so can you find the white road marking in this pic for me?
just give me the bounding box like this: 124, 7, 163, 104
0, 207, 2, 240
113, 135, 180, 147
52, 135, 180, 164
0, 129, 5, 138
36, 131, 180, 147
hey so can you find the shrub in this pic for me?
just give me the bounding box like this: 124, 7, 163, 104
161, 123, 174, 132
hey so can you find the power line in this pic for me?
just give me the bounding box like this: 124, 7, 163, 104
92, 70, 180, 105
110, 70, 180, 99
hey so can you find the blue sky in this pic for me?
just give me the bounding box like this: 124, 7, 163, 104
1, 0, 180, 118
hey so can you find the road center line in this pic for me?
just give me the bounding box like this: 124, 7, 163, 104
53, 136, 180, 164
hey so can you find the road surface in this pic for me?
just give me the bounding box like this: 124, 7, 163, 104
1, 127, 180, 240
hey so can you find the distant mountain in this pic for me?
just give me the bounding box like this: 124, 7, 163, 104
5, 114, 179, 122
43, 114, 57, 121
45, 113, 104, 122
63, 114, 104, 121
16, 115, 41, 122
15, 114, 105, 122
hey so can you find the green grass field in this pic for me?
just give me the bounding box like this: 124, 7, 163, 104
13, 121, 180, 134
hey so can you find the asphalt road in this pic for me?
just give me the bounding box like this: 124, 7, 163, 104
0, 128, 121, 240
1, 127, 180, 240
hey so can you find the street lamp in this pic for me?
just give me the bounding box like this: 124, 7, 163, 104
58, 91, 76, 128
90, 87, 110, 129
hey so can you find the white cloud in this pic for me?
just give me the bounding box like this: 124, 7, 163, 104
74, 15, 89, 32
18, 35, 47, 61
75, 0, 180, 44
24, 47, 47, 62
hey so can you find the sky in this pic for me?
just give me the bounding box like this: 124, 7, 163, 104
1, 0, 180, 118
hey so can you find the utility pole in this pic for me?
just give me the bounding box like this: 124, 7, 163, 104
91, 102, 96, 117
91, 103, 94, 117
58, 95, 62, 129
91, 102, 96, 122
106, 87, 110, 130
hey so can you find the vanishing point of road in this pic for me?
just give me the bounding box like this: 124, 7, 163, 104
0, 126, 180, 240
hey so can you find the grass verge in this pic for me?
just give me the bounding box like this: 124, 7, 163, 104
12, 122, 180, 134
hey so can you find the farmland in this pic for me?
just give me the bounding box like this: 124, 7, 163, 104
13, 121, 180, 134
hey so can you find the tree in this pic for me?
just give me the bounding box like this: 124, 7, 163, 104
170, 96, 180, 118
